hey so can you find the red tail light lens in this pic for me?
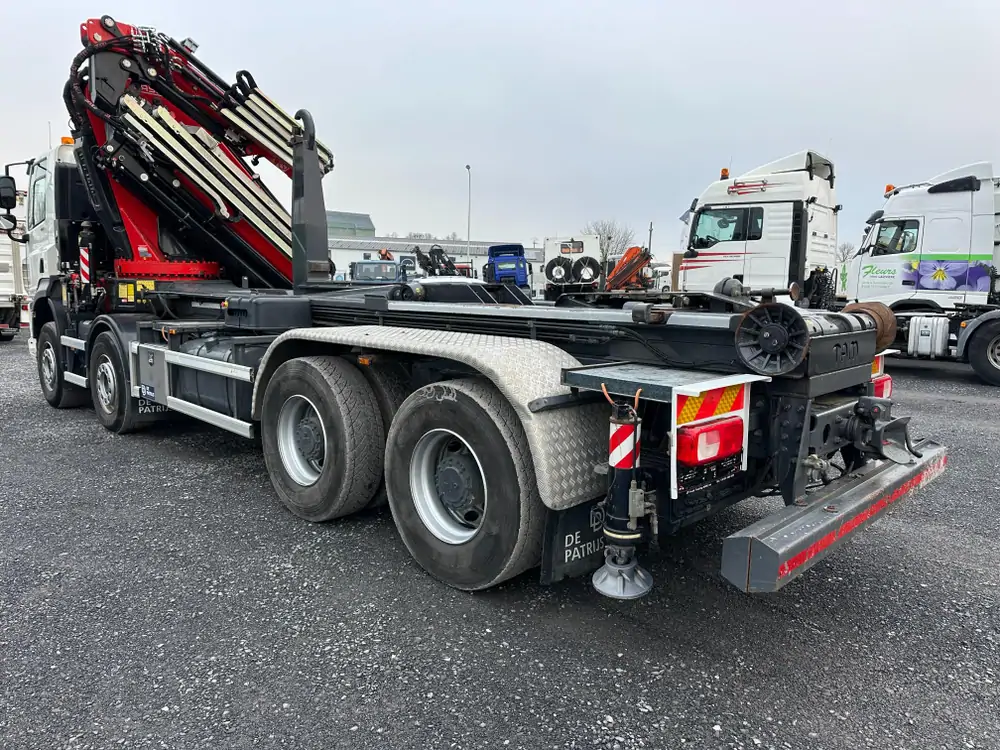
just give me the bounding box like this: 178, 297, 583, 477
676, 416, 744, 466
872, 373, 892, 399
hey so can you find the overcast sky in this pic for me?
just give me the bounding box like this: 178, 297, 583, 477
2, 0, 998, 255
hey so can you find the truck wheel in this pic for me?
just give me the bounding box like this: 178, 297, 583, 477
969, 321, 1000, 386
37, 321, 89, 409
356, 358, 410, 509
384, 378, 544, 591
262, 356, 384, 522
0, 333, 16, 343
89, 331, 141, 434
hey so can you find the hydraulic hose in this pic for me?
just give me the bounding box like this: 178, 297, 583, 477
67, 35, 134, 127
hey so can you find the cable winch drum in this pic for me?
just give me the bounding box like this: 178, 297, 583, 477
545, 257, 573, 283
735, 303, 811, 376
842, 301, 897, 352
572, 256, 602, 283
734, 303, 888, 377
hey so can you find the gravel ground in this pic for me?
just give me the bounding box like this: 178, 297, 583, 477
1, 340, 997, 750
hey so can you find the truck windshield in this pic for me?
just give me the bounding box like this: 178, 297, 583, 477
496, 262, 518, 270
353, 263, 396, 280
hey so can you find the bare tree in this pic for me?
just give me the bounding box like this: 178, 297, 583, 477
445, 231, 461, 241
580, 219, 636, 266
406, 231, 435, 240
836, 241, 855, 264
387, 231, 399, 238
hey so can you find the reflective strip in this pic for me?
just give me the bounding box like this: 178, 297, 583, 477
609, 423, 636, 469
80, 247, 90, 284
675, 384, 745, 426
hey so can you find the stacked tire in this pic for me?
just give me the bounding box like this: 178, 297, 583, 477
571, 256, 602, 284
544, 257, 573, 284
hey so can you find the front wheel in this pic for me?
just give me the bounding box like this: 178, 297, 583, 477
89, 331, 143, 434
384, 378, 544, 591
969, 320, 1000, 386
37, 321, 89, 409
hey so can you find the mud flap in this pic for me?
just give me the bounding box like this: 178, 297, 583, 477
540, 498, 607, 585
721, 439, 947, 593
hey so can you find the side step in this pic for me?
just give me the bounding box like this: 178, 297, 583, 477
60, 335, 88, 386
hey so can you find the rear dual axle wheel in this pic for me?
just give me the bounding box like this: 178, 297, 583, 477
261, 360, 544, 591
384, 379, 544, 591
261, 356, 385, 522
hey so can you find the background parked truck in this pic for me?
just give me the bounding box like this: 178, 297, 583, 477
0, 188, 27, 342
676, 151, 840, 306
541, 235, 603, 300
836, 162, 1000, 384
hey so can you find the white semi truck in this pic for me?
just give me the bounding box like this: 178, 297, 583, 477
541, 234, 603, 300
676, 151, 840, 304
0, 188, 27, 342
837, 163, 1000, 384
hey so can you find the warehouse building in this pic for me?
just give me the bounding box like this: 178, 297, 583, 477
325, 211, 542, 280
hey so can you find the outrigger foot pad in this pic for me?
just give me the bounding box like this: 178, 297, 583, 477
592, 554, 653, 600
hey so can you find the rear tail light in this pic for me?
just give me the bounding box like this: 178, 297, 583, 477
676, 415, 744, 466
872, 373, 892, 399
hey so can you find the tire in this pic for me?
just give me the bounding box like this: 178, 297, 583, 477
968, 320, 1000, 386
89, 331, 142, 434
0, 333, 16, 343
384, 378, 544, 591
356, 358, 410, 509
37, 321, 89, 409
261, 356, 384, 522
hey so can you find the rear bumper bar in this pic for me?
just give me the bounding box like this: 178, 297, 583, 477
721, 439, 947, 593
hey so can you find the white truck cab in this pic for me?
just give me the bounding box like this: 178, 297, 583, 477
841, 163, 1000, 312
23, 142, 80, 298
13, 141, 86, 353
679, 151, 840, 294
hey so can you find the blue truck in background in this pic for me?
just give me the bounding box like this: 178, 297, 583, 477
482, 244, 532, 290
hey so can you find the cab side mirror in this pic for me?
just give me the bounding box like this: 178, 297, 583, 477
0, 175, 17, 211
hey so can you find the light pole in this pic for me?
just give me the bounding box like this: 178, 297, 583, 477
465, 164, 471, 266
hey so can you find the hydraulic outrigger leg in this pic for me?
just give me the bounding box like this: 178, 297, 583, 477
592, 392, 654, 600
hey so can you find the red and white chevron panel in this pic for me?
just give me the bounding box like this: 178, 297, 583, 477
80, 247, 91, 284
609, 422, 640, 470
